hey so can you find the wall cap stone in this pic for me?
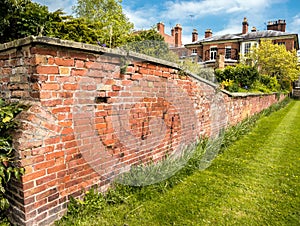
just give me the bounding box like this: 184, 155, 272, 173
0, 36, 181, 69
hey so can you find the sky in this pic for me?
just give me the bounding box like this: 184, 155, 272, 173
33, 0, 300, 45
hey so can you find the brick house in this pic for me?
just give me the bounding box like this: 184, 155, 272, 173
184, 17, 299, 67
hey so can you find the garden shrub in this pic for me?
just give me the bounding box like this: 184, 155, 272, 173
216, 64, 259, 90
258, 74, 281, 92
214, 64, 284, 93
0, 99, 25, 215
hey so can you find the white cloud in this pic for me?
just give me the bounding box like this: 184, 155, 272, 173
214, 25, 242, 36
123, 7, 159, 30
182, 34, 193, 45
33, 0, 75, 14
290, 14, 300, 34
163, 0, 281, 20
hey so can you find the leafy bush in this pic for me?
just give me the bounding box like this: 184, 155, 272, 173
259, 74, 281, 92
0, 99, 25, 215
216, 64, 259, 89
220, 79, 239, 92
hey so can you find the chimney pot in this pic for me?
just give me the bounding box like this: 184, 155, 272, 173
174, 24, 182, 47
267, 19, 286, 32
251, 26, 257, 32
192, 29, 198, 42
242, 17, 249, 34
205, 29, 212, 38
157, 22, 165, 35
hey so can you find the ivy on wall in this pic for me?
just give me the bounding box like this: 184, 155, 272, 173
0, 99, 25, 213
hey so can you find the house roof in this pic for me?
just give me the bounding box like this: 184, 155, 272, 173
241, 30, 294, 40
201, 34, 242, 43
185, 30, 298, 46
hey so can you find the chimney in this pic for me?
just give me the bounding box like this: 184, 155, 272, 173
267, 20, 286, 32
278, 19, 286, 32
157, 22, 165, 35
205, 29, 212, 38
242, 17, 249, 34
192, 29, 198, 42
171, 28, 175, 36
174, 24, 182, 47
251, 26, 257, 32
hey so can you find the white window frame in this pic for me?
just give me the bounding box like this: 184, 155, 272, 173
241, 41, 259, 57
225, 46, 231, 59
210, 47, 217, 60
191, 48, 197, 55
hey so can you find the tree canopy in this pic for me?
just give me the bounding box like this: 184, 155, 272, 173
247, 40, 300, 91
0, 0, 179, 62
0, 0, 59, 43
122, 28, 178, 62
72, 0, 133, 47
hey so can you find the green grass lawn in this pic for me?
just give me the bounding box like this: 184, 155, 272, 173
57, 99, 300, 226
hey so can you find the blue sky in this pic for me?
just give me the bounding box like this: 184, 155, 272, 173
33, 0, 300, 45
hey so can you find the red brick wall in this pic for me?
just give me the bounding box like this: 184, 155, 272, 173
0, 37, 285, 226
202, 41, 240, 62
273, 38, 296, 51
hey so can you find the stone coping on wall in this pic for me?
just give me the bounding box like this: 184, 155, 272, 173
0, 36, 219, 87
0, 36, 276, 99
0, 36, 181, 68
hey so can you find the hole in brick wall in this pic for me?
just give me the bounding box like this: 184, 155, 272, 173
28, 76, 39, 83
95, 97, 110, 104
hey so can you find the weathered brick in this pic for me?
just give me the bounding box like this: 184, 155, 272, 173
22, 170, 46, 183
41, 83, 60, 90
55, 58, 74, 66
30, 47, 57, 56
63, 84, 78, 90
47, 164, 66, 174
131, 73, 143, 80
59, 67, 71, 75
41, 99, 62, 107
71, 68, 87, 76
36, 66, 59, 74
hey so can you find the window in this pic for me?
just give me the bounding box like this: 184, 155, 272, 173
191, 49, 197, 55
277, 42, 285, 46
244, 43, 251, 55
241, 42, 259, 57
225, 46, 231, 59
210, 47, 217, 60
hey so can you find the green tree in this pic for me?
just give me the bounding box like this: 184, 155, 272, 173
73, 0, 133, 47
49, 14, 101, 44
247, 40, 300, 91
0, 0, 58, 43
123, 28, 178, 62
215, 64, 260, 91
